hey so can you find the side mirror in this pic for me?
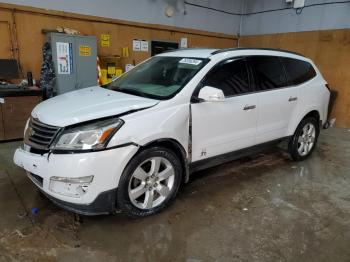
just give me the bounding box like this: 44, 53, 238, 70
198, 86, 225, 102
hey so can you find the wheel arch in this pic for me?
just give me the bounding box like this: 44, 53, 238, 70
288, 108, 321, 136
138, 138, 190, 184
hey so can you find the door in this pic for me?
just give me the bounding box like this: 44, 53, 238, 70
151, 41, 179, 56
247, 56, 299, 144
51, 33, 76, 95
75, 35, 98, 89
191, 58, 258, 162
51, 33, 97, 95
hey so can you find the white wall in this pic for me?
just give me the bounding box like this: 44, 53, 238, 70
241, 0, 350, 36
0, 0, 243, 35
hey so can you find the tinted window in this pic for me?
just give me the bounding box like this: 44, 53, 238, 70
248, 56, 287, 91
203, 59, 250, 96
283, 57, 316, 85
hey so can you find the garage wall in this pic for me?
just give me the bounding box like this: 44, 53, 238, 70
0, 0, 244, 35
241, 0, 350, 36
0, 3, 237, 81
239, 1, 350, 127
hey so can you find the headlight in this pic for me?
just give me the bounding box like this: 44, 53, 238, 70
51, 118, 124, 151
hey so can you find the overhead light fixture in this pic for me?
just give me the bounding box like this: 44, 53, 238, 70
165, 5, 175, 17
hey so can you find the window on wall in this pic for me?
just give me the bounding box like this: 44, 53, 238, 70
248, 56, 287, 91
203, 59, 251, 96
282, 57, 316, 85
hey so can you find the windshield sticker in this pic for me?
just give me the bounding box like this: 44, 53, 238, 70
179, 58, 202, 66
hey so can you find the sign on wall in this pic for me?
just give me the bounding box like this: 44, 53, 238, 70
180, 37, 188, 48
133, 39, 141, 51
140, 40, 149, 52
56, 42, 73, 74
100, 34, 110, 47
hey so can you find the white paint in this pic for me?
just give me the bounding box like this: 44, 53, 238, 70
31, 86, 159, 127
14, 48, 330, 207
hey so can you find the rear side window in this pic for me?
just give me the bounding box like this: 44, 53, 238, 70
282, 58, 316, 85
203, 58, 250, 96
248, 56, 287, 91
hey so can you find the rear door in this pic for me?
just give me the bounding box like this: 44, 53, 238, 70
191, 58, 258, 162
247, 56, 299, 144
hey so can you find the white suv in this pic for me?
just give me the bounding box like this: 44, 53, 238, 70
14, 48, 330, 217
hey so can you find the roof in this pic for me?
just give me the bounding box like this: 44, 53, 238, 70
211, 48, 304, 57
156, 47, 306, 60
157, 48, 218, 58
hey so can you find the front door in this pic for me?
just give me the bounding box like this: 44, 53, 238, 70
191, 58, 258, 162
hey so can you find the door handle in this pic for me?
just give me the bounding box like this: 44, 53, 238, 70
288, 96, 298, 102
243, 105, 256, 111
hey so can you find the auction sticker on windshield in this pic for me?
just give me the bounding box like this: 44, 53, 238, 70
179, 58, 202, 65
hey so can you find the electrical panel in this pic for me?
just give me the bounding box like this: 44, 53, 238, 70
49, 33, 97, 95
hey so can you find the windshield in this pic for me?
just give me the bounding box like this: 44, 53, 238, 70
107, 56, 208, 100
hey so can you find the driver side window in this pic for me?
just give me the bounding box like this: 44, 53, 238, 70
203, 58, 251, 97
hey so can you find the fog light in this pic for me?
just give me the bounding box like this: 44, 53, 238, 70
49, 176, 94, 198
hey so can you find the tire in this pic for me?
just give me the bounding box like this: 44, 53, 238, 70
288, 117, 320, 161
117, 146, 182, 218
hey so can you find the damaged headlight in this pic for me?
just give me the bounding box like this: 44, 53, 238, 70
51, 118, 124, 151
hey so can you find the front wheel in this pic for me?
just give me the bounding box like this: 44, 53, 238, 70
288, 117, 319, 161
117, 147, 182, 218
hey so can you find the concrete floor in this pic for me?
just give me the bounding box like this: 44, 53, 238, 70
1, 128, 350, 261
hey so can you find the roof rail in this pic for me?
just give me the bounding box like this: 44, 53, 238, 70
162, 48, 217, 54
211, 48, 305, 57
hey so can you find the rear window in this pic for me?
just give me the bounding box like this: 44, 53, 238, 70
248, 56, 287, 91
282, 58, 316, 85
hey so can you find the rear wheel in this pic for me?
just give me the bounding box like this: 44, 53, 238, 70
288, 117, 319, 161
117, 147, 182, 218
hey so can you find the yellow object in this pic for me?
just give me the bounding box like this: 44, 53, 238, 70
122, 47, 129, 58
100, 69, 108, 85
79, 45, 91, 56
107, 66, 116, 75
100, 34, 110, 47
115, 69, 123, 77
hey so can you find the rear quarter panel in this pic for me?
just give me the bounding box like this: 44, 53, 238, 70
287, 71, 329, 136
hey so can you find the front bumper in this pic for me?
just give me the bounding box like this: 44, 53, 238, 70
14, 145, 138, 215
41, 188, 118, 215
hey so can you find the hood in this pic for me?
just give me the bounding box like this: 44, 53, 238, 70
32, 86, 159, 127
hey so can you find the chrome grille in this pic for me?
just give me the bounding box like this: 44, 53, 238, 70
24, 118, 60, 150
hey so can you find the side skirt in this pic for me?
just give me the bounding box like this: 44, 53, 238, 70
189, 137, 290, 174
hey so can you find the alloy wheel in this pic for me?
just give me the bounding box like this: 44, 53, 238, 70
128, 157, 175, 209
297, 123, 316, 156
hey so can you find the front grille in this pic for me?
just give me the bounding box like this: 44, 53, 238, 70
24, 118, 60, 150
